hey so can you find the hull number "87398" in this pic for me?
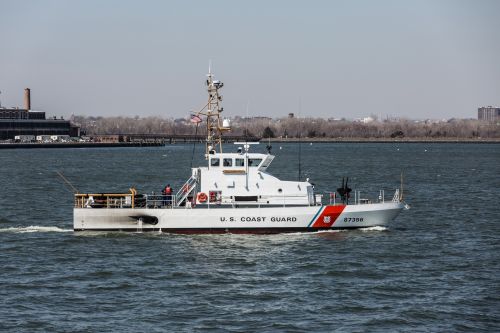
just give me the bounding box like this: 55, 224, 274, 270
344, 217, 364, 222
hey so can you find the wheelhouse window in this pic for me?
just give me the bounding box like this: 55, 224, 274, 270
235, 158, 244, 167
248, 158, 262, 167
210, 158, 220, 167
223, 158, 232, 167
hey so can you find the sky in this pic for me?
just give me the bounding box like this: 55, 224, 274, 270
0, 0, 499, 120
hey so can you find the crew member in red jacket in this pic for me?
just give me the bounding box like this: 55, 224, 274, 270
162, 184, 173, 206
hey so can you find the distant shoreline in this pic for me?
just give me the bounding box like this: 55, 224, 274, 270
0, 137, 498, 149
267, 137, 500, 143
0, 142, 163, 149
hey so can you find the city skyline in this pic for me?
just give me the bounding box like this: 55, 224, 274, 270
1, 0, 499, 120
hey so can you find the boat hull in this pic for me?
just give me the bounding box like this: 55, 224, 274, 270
73, 202, 404, 233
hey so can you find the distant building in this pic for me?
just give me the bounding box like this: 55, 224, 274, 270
0, 108, 45, 119
288, 113, 294, 118
251, 116, 272, 121
0, 88, 80, 140
478, 106, 500, 122
92, 134, 127, 143
0, 118, 80, 140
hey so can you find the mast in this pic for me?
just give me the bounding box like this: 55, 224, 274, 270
204, 67, 227, 157
191, 66, 231, 158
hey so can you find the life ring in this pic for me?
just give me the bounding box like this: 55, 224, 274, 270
197, 192, 207, 202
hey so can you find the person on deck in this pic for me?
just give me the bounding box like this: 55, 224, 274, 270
162, 184, 173, 206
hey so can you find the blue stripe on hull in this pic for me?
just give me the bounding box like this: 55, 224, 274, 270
306, 206, 324, 228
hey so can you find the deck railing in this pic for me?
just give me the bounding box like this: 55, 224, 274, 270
143, 194, 182, 208
324, 189, 393, 205
75, 189, 399, 209
212, 194, 322, 208
75, 193, 187, 209
74, 192, 136, 209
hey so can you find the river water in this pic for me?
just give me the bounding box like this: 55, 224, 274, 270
0, 143, 499, 332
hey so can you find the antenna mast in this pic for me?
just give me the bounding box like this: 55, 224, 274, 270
191, 65, 231, 158
204, 66, 227, 157
298, 97, 302, 181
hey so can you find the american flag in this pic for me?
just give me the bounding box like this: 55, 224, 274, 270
190, 114, 202, 123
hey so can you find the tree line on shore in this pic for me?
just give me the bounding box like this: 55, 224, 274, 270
71, 115, 499, 139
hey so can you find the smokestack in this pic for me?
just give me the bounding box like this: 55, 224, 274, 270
24, 88, 31, 110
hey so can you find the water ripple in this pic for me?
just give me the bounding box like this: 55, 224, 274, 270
0, 144, 498, 332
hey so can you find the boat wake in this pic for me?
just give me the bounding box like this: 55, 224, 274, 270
0, 226, 72, 233
311, 229, 346, 234
288, 227, 387, 236
359, 226, 388, 232
269, 229, 347, 238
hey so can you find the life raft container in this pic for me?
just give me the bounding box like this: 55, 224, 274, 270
197, 192, 208, 202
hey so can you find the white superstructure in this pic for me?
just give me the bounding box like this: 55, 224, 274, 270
193, 147, 313, 207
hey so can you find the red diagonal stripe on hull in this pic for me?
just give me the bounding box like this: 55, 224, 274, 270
311, 205, 346, 228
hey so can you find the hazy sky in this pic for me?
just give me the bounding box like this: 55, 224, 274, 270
1, 0, 499, 120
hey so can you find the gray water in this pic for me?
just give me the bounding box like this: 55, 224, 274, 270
0, 143, 499, 332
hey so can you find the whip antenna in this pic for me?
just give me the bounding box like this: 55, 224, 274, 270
298, 97, 302, 181
400, 171, 404, 201
190, 119, 200, 168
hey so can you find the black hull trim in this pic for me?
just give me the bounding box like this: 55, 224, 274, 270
73, 226, 380, 234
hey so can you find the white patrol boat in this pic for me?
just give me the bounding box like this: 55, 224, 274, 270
73, 70, 408, 233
